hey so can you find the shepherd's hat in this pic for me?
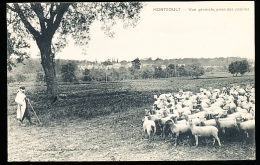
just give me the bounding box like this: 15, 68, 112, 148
19, 86, 25, 92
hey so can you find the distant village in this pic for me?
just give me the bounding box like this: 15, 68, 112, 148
77, 57, 254, 71
77, 56, 196, 71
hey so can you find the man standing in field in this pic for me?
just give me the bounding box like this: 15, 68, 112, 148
15, 86, 34, 126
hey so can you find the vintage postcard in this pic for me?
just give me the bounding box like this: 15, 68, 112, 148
7, 2, 255, 161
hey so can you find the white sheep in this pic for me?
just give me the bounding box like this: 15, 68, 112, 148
190, 95, 198, 101
237, 119, 255, 138
188, 119, 221, 147
238, 88, 246, 96
227, 112, 243, 119
158, 115, 176, 139
182, 100, 193, 110
225, 95, 234, 103
177, 107, 191, 118
212, 89, 221, 94
236, 107, 248, 114
214, 116, 239, 134
241, 113, 254, 121
172, 115, 188, 125
249, 105, 255, 119
221, 87, 228, 95
183, 114, 202, 126
210, 92, 219, 102
199, 94, 209, 100
203, 89, 212, 98
166, 119, 191, 146
204, 106, 226, 120
223, 101, 236, 114
237, 100, 251, 111
187, 111, 207, 119
218, 93, 225, 99
144, 110, 161, 130
199, 118, 217, 127
200, 100, 211, 110
211, 100, 224, 108
175, 104, 183, 110
142, 116, 156, 141
249, 95, 255, 104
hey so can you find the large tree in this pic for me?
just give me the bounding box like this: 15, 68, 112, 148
228, 60, 250, 76
131, 58, 141, 69
166, 64, 175, 77
7, 2, 144, 97
61, 62, 78, 83
186, 63, 205, 78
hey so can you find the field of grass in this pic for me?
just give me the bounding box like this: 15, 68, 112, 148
7, 75, 255, 161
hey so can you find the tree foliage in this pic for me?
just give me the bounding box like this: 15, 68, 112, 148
154, 66, 167, 79
228, 60, 250, 76
142, 67, 154, 79
7, 75, 16, 84
15, 73, 26, 83
7, 31, 30, 71
102, 60, 113, 66
36, 72, 45, 83
131, 58, 141, 69
166, 64, 175, 77
176, 65, 188, 77
186, 63, 205, 78
61, 62, 78, 83
83, 68, 91, 81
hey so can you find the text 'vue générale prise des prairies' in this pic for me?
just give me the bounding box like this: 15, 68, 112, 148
153, 8, 250, 12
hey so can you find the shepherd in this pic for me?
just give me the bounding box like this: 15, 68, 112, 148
15, 86, 34, 126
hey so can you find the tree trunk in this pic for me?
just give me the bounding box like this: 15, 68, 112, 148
37, 36, 58, 98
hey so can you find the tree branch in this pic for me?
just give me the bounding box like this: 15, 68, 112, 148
6, 4, 16, 12
48, 3, 56, 25
13, 3, 41, 38
49, 3, 72, 36
30, 3, 47, 34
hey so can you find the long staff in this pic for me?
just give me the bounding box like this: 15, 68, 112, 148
27, 100, 43, 126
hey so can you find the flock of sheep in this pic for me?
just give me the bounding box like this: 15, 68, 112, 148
142, 84, 255, 147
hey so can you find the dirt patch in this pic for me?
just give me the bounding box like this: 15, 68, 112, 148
8, 107, 255, 161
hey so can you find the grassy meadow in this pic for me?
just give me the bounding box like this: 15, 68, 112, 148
7, 73, 255, 161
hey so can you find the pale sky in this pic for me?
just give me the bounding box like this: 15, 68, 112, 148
27, 1, 254, 62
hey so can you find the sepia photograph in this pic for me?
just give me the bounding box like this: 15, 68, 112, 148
7, 1, 255, 161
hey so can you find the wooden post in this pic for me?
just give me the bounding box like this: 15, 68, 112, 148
105, 70, 107, 82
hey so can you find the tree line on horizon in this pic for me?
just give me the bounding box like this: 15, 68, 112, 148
7, 57, 253, 84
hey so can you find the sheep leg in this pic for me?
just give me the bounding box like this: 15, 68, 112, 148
212, 137, 215, 146
153, 126, 156, 141
148, 130, 151, 142
195, 135, 199, 147
160, 125, 164, 137
175, 133, 179, 147
162, 126, 167, 140
214, 135, 221, 146
235, 125, 240, 132
142, 129, 147, 140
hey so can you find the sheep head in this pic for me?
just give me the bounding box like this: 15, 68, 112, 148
165, 119, 174, 125
188, 119, 194, 126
